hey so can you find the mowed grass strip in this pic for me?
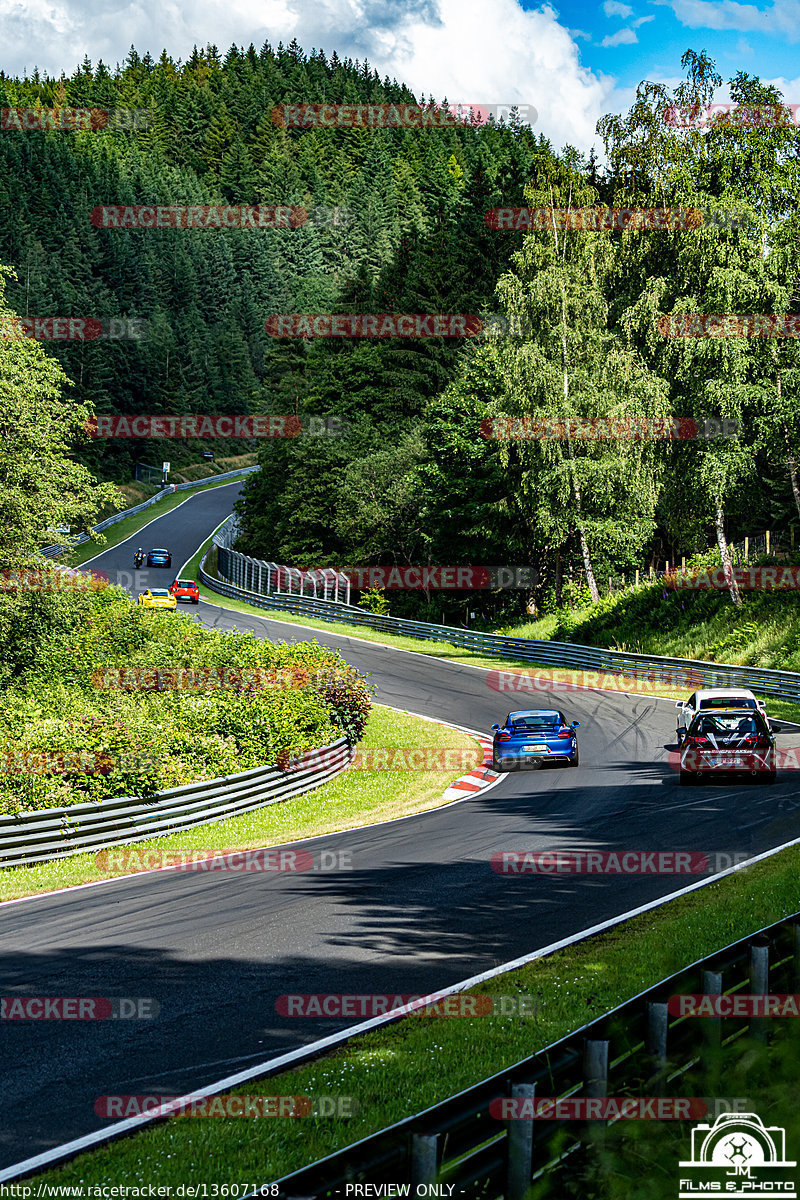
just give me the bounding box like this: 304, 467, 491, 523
0, 705, 481, 902
32, 840, 800, 1186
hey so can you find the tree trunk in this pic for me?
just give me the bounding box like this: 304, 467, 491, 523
715, 498, 741, 607
785, 427, 800, 524
554, 546, 563, 607
770, 345, 800, 522
559, 272, 599, 603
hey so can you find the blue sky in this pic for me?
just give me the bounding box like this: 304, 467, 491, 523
553, 0, 796, 90
1, 0, 797, 157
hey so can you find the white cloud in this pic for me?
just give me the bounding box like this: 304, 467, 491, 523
0, 0, 617, 155
601, 27, 640, 44
632, 13, 656, 25
657, 0, 800, 42
603, 0, 634, 15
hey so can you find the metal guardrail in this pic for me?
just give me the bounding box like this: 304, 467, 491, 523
200, 526, 800, 707
271, 915, 800, 1198
40, 466, 257, 557
0, 736, 353, 869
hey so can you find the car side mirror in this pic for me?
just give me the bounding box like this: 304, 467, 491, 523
491, 724, 500, 731
675, 701, 683, 709
572, 721, 580, 728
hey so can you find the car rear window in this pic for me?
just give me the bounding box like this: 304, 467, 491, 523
689, 711, 767, 736
699, 697, 756, 709
150, 590, 171, 597
175, 580, 195, 587
511, 719, 558, 730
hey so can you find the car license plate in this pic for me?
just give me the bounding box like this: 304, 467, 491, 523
712, 755, 738, 767
524, 744, 547, 752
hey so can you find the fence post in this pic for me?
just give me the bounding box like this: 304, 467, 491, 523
745, 537, 749, 560
750, 939, 769, 1042
766, 530, 771, 556
635, 569, 639, 587
681, 556, 686, 571
584, 1039, 609, 1148
506, 1082, 535, 1200
646, 1002, 669, 1094
410, 1133, 438, 1185
792, 923, 800, 989
702, 971, 722, 1048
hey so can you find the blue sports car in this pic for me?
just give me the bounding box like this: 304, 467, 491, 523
491, 709, 580, 771
146, 548, 172, 568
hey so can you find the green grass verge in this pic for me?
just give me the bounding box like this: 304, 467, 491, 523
34, 838, 800, 1185
0, 704, 479, 903
63, 475, 253, 569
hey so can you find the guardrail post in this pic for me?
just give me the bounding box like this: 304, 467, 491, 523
584, 1039, 609, 1148
506, 1082, 535, 1200
702, 970, 722, 1049
646, 1002, 669, 1094
584, 1039, 609, 1098
750, 939, 769, 1042
410, 1133, 438, 1184
792, 923, 800, 989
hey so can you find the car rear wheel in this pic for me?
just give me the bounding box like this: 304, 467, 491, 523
570, 747, 579, 766
192, 597, 199, 604
492, 756, 504, 772
680, 769, 696, 786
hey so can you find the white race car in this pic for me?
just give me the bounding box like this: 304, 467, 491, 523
675, 688, 766, 745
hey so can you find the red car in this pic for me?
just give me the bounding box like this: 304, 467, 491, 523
170, 578, 200, 605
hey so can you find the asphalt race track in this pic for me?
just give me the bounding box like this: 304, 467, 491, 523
2, 484, 800, 1168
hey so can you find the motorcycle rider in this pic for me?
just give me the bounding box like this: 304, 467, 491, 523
134, 547, 145, 568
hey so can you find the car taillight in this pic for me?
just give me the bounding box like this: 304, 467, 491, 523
745, 735, 770, 748
496, 732, 511, 741
557, 728, 573, 738
686, 735, 708, 745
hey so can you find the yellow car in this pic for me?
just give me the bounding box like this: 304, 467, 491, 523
137, 588, 177, 611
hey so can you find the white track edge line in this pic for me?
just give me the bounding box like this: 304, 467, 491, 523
4, 831, 800, 1182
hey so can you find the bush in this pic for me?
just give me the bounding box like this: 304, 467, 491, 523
0, 573, 374, 815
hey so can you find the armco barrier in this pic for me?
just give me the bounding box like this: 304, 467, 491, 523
200, 523, 800, 707
40, 466, 257, 557
0, 736, 352, 869
268, 916, 800, 1198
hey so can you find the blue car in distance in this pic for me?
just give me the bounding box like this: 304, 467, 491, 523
491, 709, 580, 771
146, 548, 172, 568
